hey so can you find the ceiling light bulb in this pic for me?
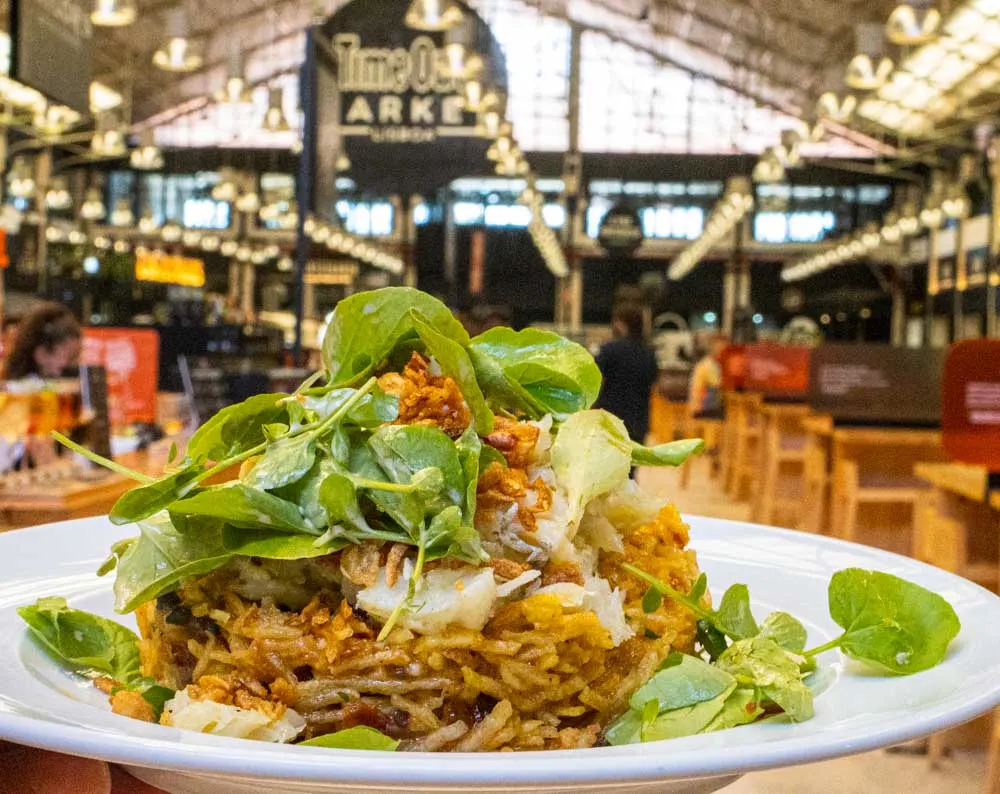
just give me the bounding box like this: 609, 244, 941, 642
220, 240, 239, 256
91, 0, 136, 26
463, 80, 484, 112
8, 158, 35, 200
161, 220, 183, 243
153, 11, 202, 72
211, 175, 239, 203
886, 4, 941, 45
262, 86, 291, 133
920, 205, 944, 228
845, 54, 895, 91
80, 188, 106, 221
817, 92, 857, 123
277, 256, 294, 272
200, 235, 220, 252
404, 0, 463, 31
130, 141, 164, 171
182, 229, 202, 247
235, 191, 261, 214
45, 179, 72, 211
335, 153, 351, 172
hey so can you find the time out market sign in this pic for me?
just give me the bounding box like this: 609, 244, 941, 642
321, 0, 507, 145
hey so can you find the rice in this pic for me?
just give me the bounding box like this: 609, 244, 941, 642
138, 503, 700, 751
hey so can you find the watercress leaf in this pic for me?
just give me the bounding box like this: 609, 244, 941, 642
641, 685, 735, 742
714, 584, 759, 640
642, 586, 663, 613
689, 573, 708, 604
628, 653, 736, 713
318, 470, 373, 534
349, 445, 424, 537
630, 438, 705, 468
466, 344, 547, 419
222, 526, 342, 558
454, 427, 482, 525
186, 393, 288, 461
245, 434, 317, 492
299, 725, 399, 751
758, 612, 808, 653
322, 287, 469, 386
98, 537, 136, 577
262, 423, 290, 443
411, 311, 493, 434
424, 505, 485, 563
171, 483, 314, 534
17, 597, 142, 683
274, 457, 339, 529
702, 687, 765, 733
109, 464, 202, 526
304, 387, 399, 427
368, 424, 465, 509
167, 442, 178, 464
696, 620, 729, 661
550, 410, 632, 526
111, 514, 232, 612
717, 637, 814, 722
329, 425, 351, 465
286, 400, 307, 430
827, 568, 961, 674
468, 327, 602, 419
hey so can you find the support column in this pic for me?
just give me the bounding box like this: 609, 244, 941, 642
240, 262, 256, 319
890, 269, 906, 347
442, 193, 457, 304
722, 261, 737, 337
303, 281, 317, 320
954, 216, 967, 340
562, 21, 582, 331
35, 150, 52, 295
404, 195, 419, 288
925, 224, 939, 348
988, 138, 1000, 337
227, 260, 240, 305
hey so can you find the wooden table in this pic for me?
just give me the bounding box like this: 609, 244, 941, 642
912, 462, 1000, 780
0, 438, 182, 530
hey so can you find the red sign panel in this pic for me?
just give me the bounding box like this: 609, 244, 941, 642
742, 344, 811, 400
943, 339, 1000, 467
81, 328, 160, 427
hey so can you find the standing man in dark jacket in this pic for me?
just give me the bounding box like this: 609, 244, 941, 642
594, 303, 659, 445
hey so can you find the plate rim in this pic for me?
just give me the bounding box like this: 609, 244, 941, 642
0, 514, 999, 786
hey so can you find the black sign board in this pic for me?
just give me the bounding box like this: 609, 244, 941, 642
317, 0, 507, 192
10, 0, 93, 112
598, 203, 644, 257
808, 344, 945, 427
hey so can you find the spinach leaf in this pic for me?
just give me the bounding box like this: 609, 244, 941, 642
108, 515, 233, 612
627, 652, 736, 713
273, 456, 338, 529
109, 464, 202, 526
758, 612, 808, 653
17, 596, 142, 683
222, 526, 341, 558
468, 327, 601, 418
641, 685, 735, 742
550, 410, 633, 526
466, 344, 547, 418
604, 709, 643, 746
630, 438, 704, 467
186, 393, 288, 461
814, 568, 961, 675
411, 312, 493, 434
322, 287, 469, 386
702, 687, 765, 733
171, 484, 314, 534
245, 434, 317, 492
454, 427, 482, 525
299, 725, 399, 751
717, 637, 814, 722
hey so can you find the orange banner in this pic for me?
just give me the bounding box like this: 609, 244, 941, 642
81, 328, 160, 427
742, 344, 811, 399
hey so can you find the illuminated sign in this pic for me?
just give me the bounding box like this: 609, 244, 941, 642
135, 252, 206, 288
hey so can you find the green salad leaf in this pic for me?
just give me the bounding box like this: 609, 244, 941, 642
17, 597, 175, 718
628, 653, 735, 713
171, 484, 314, 534
468, 327, 601, 419
629, 438, 704, 467
298, 725, 399, 751
703, 687, 765, 733
808, 568, 961, 674
758, 612, 808, 653
642, 686, 736, 741
303, 387, 399, 427
322, 287, 469, 386
454, 427, 483, 525
108, 464, 202, 526
368, 424, 465, 512
245, 434, 317, 492
551, 410, 633, 526
411, 312, 493, 434
717, 637, 813, 722
186, 393, 288, 462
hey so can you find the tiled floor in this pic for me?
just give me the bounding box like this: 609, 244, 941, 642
635, 459, 988, 794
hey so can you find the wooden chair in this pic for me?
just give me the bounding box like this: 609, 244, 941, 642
679, 410, 723, 490
648, 391, 685, 445
796, 415, 833, 534
729, 393, 763, 503
985, 710, 1000, 794
753, 404, 810, 527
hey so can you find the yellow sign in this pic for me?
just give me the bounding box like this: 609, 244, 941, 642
135, 252, 205, 288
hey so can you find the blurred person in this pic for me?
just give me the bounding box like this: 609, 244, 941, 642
594, 303, 658, 446
3, 302, 81, 381
688, 332, 727, 418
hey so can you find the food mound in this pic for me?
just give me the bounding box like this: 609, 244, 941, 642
85, 288, 707, 750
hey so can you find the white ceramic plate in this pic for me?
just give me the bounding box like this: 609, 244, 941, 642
1, 516, 999, 794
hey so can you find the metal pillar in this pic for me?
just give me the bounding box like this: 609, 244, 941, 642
722, 261, 736, 337
988, 138, 1000, 337
35, 150, 52, 296
563, 22, 583, 331
240, 263, 255, 318
227, 260, 240, 305
954, 216, 967, 340
925, 224, 939, 347
890, 269, 906, 347
443, 193, 457, 304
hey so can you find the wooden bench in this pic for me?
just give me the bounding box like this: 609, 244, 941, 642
752, 402, 811, 528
